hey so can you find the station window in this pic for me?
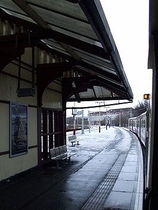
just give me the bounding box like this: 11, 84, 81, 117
40, 109, 63, 160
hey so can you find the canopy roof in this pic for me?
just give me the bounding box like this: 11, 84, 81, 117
0, 0, 133, 102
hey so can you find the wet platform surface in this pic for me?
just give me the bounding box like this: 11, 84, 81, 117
0, 127, 143, 210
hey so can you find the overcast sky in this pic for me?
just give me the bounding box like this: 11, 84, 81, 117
67, 0, 151, 116
101, 0, 151, 101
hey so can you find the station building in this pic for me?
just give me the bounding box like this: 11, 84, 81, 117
0, 1, 133, 183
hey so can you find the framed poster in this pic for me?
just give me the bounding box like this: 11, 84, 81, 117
10, 102, 28, 157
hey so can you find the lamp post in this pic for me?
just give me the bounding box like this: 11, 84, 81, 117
119, 110, 122, 127
73, 114, 76, 135
99, 105, 101, 132
72, 102, 77, 135
106, 107, 108, 129
96, 101, 104, 133
88, 111, 91, 133
81, 109, 84, 134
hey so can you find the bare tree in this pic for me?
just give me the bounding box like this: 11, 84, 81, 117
133, 101, 146, 116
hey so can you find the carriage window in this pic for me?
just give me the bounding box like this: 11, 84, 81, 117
141, 119, 145, 128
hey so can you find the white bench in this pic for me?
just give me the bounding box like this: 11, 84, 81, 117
68, 135, 79, 146
49, 145, 76, 168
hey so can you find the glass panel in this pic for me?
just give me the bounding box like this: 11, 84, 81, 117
0, 0, 24, 14
49, 25, 98, 44
75, 49, 112, 68
27, 0, 86, 21
79, 89, 95, 98
30, 4, 95, 39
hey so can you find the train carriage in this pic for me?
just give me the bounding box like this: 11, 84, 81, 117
128, 111, 148, 147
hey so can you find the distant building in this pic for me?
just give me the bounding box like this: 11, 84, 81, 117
88, 107, 133, 127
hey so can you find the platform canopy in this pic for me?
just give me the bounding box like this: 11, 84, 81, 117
0, 0, 133, 103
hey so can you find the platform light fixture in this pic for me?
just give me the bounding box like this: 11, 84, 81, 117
143, 94, 150, 100
72, 81, 76, 89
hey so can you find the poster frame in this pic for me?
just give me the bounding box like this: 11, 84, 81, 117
10, 102, 28, 157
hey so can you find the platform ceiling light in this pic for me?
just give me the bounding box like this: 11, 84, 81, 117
72, 81, 76, 89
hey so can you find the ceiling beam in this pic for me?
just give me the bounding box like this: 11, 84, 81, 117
0, 8, 110, 60
13, 0, 80, 60
12, 0, 48, 29
74, 61, 120, 83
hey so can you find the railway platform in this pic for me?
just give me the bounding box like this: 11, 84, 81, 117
0, 127, 143, 210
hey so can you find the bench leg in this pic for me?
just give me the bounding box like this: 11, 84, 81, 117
56, 161, 61, 169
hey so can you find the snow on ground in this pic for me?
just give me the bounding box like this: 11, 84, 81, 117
114, 129, 132, 152
67, 126, 131, 153
67, 126, 115, 148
